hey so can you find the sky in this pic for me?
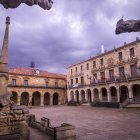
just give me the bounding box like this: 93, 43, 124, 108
0, 0, 140, 74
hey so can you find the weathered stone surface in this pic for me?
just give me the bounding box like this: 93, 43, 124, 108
116, 18, 140, 34
0, 0, 53, 10
29, 114, 76, 140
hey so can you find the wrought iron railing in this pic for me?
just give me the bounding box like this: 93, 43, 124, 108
8, 84, 66, 89
68, 74, 140, 89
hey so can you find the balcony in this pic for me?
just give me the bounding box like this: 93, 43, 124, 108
116, 60, 126, 67
68, 83, 86, 89
8, 84, 66, 90
91, 67, 98, 73
98, 65, 106, 71
127, 56, 139, 64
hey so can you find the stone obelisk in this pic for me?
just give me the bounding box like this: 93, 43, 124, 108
0, 16, 10, 96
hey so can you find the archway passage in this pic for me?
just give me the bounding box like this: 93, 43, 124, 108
21, 92, 29, 105
32, 91, 41, 106
70, 91, 74, 101
53, 93, 59, 105
101, 88, 107, 101
75, 90, 79, 103
81, 90, 85, 103
94, 88, 99, 101
44, 92, 50, 105
120, 85, 128, 103
87, 89, 92, 103
10, 91, 18, 104
132, 84, 140, 102
110, 87, 117, 102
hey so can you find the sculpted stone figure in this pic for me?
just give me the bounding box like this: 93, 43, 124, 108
0, 0, 53, 10
116, 17, 140, 34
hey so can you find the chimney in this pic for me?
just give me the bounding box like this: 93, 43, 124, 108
101, 45, 105, 53
136, 37, 139, 41
124, 42, 127, 45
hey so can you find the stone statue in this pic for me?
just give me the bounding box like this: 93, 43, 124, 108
116, 17, 140, 34
0, 0, 53, 10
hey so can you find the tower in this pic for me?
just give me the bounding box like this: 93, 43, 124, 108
0, 16, 10, 96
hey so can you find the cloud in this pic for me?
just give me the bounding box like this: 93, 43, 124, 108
0, 0, 139, 74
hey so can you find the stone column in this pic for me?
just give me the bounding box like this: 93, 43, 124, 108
99, 90, 103, 101
17, 95, 21, 105
40, 95, 44, 106
79, 93, 82, 103
29, 96, 32, 107
85, 92, 88, 102
50, 95, 53, 105
74, 93, 77, 102
116, 87, 120, 102
128, 86, 133, 102
0, 17, 10, 96
91, 92, 94, 102
67, 90, 71, 102
107, 89, 111, 102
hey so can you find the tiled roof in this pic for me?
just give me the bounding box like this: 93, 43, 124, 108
9, 67, 66, 80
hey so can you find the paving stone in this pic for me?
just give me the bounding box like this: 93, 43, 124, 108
30, 106, 140, 140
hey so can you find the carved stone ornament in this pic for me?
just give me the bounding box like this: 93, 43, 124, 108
107, 58, 114, 66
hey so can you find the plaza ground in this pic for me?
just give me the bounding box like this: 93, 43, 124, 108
30, 106, 140, 140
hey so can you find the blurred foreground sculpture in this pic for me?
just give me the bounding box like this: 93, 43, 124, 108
0, 0, 53, 10
0, 17, 30, 140
116, 18, 140, 34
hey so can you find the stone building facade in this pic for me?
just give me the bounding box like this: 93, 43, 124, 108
67, 38, 140, 105
8, 67, 66, 106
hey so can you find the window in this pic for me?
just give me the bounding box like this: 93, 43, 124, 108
100, 58, 103, 66
93, 61, 96, 68
55, 81, 58, 88
75, 78, 78, 84
81, 77, 84, 85
81, 65, 83, 71
119, 67, 125, 78
87, 63, 89, 70
109, 69, 114, 80
130, 48, 135, 57
75, 67, 77, 73
71, 79, 73, 86
71, 69, 73, 74
12, 79, 16, 86
46, 81, 49, 87
100, 72, 105, 82
131, 64, 138, 77
24, 80, 28, 86
118, 52, 123, 61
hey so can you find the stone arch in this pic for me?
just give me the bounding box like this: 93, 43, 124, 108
93, 88, 99, 101
81, 90, 86, 103
110, 86, 117, 102
70, 91, 74, 101
44, 92, 50, 105
10, 91, 18, 104
21, 92, 29, 105
132, 84, 140, 102
32, 91, 41, 106
75, 90, 79, 103
53, 92, 59, 105
101, 87, 107, 101
87, 89, 92, 103
120, 85, 128, 103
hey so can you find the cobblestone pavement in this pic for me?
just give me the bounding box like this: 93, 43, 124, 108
29, 106, 140, 140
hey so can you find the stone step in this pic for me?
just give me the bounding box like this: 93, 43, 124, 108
126, 103, 140, 108
81, 103, 91, 106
